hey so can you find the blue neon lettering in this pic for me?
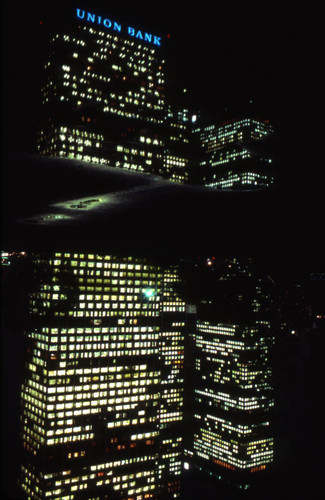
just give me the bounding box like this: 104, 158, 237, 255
76, 9, 85, 19
153, 36, 161, 46
75, 10, 161, 46
87, 13, 96, 23
103, 18, 112, 28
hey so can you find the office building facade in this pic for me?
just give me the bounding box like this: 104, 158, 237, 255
19, 252, 185, 499
38, 5, 189, 183
183, 258, 275, 491
192, 117, 275, 189
163, 105, 190, 184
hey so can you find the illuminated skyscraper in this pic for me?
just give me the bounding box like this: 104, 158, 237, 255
163, 103, 191, 183
19, 252, 185, 499
183, 258, 275, 492
192, 117, 275, 189
37, 5, 189, 183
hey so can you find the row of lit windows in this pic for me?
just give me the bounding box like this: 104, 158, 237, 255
194, 434, 273, 470
195, 388, 265, 411
197, 119, 273, 138
205, 174, 272, 191
22, 457, 158, 498
46, 335, 159, 344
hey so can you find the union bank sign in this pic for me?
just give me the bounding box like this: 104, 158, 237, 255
76, 9, 162, 46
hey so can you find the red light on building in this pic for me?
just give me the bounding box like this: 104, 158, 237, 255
251, 465, 266, 473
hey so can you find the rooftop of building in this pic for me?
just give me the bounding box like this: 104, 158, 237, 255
2, 152, 324, 270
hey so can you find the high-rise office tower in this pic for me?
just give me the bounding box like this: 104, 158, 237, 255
163, 104, 190, 184
192, 117, 275, 189
19, 252, 185, 499
183, 258, 275, 492
37, 4, 189, 183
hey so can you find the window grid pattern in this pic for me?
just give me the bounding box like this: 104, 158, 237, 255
193, 118, 274, 189
37, 14, 188, 184
20, 253, 184, 499
192, 320, 274, 474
